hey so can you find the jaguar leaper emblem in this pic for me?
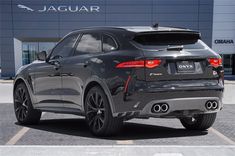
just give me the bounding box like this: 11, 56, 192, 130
17, 4, 34, 11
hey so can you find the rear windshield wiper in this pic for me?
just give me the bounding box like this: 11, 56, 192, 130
153, 45, 184, 52
167, 45, 184, 51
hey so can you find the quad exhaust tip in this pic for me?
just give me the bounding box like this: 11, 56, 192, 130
206, 101, 212, 109
205, 100, 218, 110
152, 103, 169, 113
152, 104, 161, 113
161, 104, 169, 112
212, 101, 218, 109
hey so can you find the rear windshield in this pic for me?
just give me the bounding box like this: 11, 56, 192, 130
132, 32, 206, 50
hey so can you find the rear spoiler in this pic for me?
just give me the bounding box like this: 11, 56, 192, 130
133, 31, 201, 40
132, 31, 202, 46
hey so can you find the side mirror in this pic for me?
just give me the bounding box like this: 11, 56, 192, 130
36, 51, 47, 61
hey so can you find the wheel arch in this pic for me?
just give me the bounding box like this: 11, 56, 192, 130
14, 77, 36, 106
83, 77, 116, 116
14, 78, 25, 92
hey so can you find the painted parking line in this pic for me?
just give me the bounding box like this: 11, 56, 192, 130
116, 140, 134, 145
5, 112, 46, 145
209, 128, 235, 145
5, 127, 30, 145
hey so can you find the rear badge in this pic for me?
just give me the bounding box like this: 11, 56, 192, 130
150, 73, 163, 76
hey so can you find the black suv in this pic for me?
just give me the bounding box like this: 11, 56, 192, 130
13, 26, 224, 136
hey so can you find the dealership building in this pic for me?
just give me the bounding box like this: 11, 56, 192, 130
0, 0, 235, 78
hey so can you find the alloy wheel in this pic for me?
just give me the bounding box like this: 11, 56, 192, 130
14, 87, 29, 121
86, 91, 106, 132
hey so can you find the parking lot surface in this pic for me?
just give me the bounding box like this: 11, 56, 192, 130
0, 81, 235, 155
0, 103, 234, 145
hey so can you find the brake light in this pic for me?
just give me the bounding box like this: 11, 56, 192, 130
145, 60, 161, 68
208, 58, 222, 68
116, 60, 145, 68
116, 59, 161, 68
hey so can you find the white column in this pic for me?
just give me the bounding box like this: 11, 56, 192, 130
14, 38, 22, 74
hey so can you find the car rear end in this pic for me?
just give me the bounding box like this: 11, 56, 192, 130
113, 28, 224, 119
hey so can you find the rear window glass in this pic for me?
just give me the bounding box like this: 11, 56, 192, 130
133, 32, 206, 50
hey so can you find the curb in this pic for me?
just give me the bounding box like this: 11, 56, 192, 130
224, 80, 235, 85
0, 80, 14, 83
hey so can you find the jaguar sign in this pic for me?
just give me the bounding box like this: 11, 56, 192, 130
17, 4, 100, 13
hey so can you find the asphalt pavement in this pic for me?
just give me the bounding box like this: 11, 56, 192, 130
0, 80, 235, 155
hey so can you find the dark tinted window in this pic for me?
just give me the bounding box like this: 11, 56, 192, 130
102, 34, 117, 52
75, 33, 101, 54
133, 32, 205, 50
50, 34, 78, 59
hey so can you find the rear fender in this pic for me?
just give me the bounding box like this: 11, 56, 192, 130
83, 76, 117, 117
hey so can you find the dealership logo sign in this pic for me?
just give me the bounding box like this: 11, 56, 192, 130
17, 4, 100, 13
17, 4, 34, 11
214, 39, 234, 44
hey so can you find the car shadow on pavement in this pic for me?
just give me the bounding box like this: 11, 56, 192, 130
21, 118, 208, 140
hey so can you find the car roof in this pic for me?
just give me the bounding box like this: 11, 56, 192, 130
71, 26, 197, 34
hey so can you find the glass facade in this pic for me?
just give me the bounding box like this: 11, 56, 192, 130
221, 54, 234, 75
22, 42, 56, 65
0, 0, 216, 77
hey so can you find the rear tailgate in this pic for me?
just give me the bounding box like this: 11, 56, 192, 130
143, 50, 215, 81
132, 31, 222, 82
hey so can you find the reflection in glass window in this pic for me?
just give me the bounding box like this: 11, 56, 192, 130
39, 42, 56, 55
76, 33, 101, 54
103, 34, 117, 52
50, 34, 78, 59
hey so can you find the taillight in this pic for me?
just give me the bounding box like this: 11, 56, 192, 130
145, 60, 161, 68
116, 59, 161, 68
208, 58, 222, 68
116, 60, 144, 68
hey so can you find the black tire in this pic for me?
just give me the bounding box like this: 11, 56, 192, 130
180, 113, 217, 130
84, 86, 123, 136
14, 83, 41, 125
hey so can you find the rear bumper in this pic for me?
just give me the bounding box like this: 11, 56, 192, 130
139, 97, 222, 118
111, 80, 223, 118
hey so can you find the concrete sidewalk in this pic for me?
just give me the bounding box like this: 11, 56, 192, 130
0, 82, 13, 103
1, 146, 235, 156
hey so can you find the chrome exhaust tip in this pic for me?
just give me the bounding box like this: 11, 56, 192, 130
152, 104, 161, 113
212, 101, 218, 109
161, 103, 169, 112
206, 101, 213, 110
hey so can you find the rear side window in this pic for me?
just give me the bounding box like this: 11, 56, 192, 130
75, 33, 101, 54
133, 32, 205, 50
102, 34, 117, 52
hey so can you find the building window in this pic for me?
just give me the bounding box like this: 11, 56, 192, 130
22, 42, 56, 65
221, 54, 233, 75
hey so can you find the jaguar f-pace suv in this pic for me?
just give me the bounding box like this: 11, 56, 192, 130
13, 26, 224, 136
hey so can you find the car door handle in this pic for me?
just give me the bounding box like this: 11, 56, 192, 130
61, 73, 74, 76
83, 61, 90, 68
